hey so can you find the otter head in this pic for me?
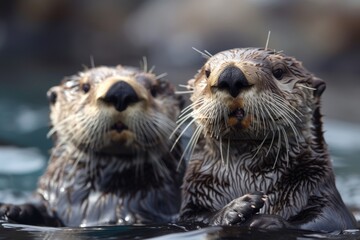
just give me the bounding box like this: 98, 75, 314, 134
183, 48, 326, 146
47, 65, 182, 155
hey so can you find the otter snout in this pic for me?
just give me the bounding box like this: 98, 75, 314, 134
217, 66, 250, 98
103, 81, 139, 111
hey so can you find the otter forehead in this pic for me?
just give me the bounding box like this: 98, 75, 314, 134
205, 48, 280, 68
65, 65, 156, 87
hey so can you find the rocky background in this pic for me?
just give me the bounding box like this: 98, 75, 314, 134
0, 0, 359, 148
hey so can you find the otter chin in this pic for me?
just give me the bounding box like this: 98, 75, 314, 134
178, 48, 356, 232
0, 65, 185, 227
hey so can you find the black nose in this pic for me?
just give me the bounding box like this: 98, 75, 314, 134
103, 81, 139, 111
217, 66, 250, 98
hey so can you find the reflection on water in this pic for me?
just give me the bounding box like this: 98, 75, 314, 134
1, 222, 359, 240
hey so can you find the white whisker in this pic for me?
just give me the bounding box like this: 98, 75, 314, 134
155, 72, 168, 80
297, 84, 315, 91
141, 56, 148, 73
273, 127, 282, 169
171, 117, 197, 151
178, 84, 194, 90
175, 90, 194, 95
219, 137, 224, 164
265, 30, 271, 50
281, 127, 290, 167
251, 131, 270, 160
266, 130, 276, 157
226, 137, 230, 171
148, 65, 155, 74
192, 47, 212, 59
180, 124, 203, 163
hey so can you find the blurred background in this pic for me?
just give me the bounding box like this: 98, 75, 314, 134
0, 0, 359, 214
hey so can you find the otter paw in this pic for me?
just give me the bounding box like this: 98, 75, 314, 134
0, 203, 45, 225
0, 203, 22, 223
210, 191, 267, 226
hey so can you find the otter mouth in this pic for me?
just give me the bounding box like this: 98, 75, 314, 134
228, 108, 245, 121
110, 122, 129, 133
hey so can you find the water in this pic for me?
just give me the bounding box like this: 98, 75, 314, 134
0, 103, 360, 239
1, 222, 360, 240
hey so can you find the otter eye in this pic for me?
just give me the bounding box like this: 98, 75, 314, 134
205, 69, 211, 78
82, 83, 91, 93
150, 86, 157, 97
47, 91, 57, 105
273, 68, 284, 80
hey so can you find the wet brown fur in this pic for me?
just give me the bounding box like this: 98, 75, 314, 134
0, 65, 185, 227
177, 48, 356, 232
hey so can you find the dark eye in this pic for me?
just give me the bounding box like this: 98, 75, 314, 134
82, 83, 91, 93
272, 68, 284, 80
47, 91, 57, 105
150, 86, 157, 97
205, 69, 211, 78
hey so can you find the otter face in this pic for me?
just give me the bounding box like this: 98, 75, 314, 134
47, 65, 181, 154
182, 48, 325, 142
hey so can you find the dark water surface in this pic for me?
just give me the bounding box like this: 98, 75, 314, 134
1, 221, 360, 240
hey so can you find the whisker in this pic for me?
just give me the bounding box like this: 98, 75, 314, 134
141, 56, 148, 73
273, 127, 282, 169
155, 72, 168, 80
175, 90, 194, 95
192, 47, 212, 59
272, 94, 303, 117
204, 50, 213, 57
297, 84, 316, 91
47, 116, 77, 138
281, 127, 290, 167
219, 137, 224, 165
266, 130, 276, 157
178, 84, 194, 90
171, 117, 197, 151
226, 137, 230, 171
179, 124, 203, 164
148, 65, 156, 74
265, 30, 271, 50
251, 131, 270, 160
90, 55, 95, 68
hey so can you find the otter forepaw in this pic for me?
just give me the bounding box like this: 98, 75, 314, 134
0, 203, 58, 226
210, 191, 267, 226
0, 203, 22, 223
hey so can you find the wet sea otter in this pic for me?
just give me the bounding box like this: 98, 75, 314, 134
177, 48, 356, 232
0, 65, 185, 227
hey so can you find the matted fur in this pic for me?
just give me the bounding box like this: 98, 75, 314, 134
177, 48, 356, 232
0, 65, 185, 227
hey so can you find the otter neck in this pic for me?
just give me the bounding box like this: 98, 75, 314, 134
204, 124, 326, 169
51, 143, 173, 184
73, 142, 138, 158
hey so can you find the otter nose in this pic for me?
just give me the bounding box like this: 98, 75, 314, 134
103, 81, 139, 111
217, 66, 250, 98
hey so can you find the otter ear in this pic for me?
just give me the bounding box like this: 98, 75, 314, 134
188, 78, 195, 89
47, 87, 58, 105
311, 77, 326, 97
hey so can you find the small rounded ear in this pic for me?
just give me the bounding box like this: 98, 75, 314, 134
47, 87, 59, 105
311, 77, 326, 97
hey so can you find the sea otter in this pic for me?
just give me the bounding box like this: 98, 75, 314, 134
177, 48, 356, 232
0, 65, 185, 227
